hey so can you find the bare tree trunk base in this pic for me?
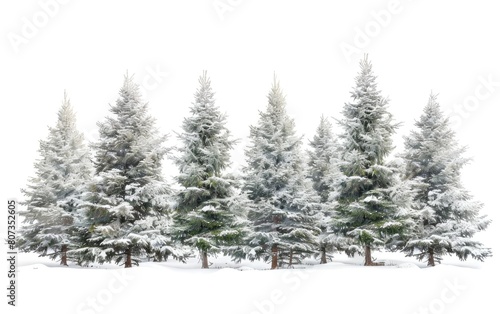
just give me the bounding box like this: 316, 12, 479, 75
428, 248, 435, 267
271, 244, 278, 270
201, 250, 209, 269
320, 247, 327, 264
60, 245, 68, 266
124, 248, 132, 268
363, 245, 385, 266
364, 245, 372, 266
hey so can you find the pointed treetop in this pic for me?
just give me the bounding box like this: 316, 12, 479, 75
270, 72, 283, 96
56, 90, 77, 132
426, 91, 439, 107
360, 54, 372, 74
317, 114, 332, 133
310, 114, 334, 148
121, 71, 142, 101
355, 54, 376, 81
266, 73, 287, 119
193, 70, 215, 109
421, 91, 443, 119
350, 54, 381, 101
415, 92, 451, 132
199, 70, 210, 87
63, 89, 69, 105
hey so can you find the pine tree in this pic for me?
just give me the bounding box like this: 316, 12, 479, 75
307, 115, 343, 264
76, 73, 178, 268
243, 75, 321, 269
18, 92, 93, 266
172, 71, 245, 269
332, 56, 410, 266
401, 93, 491, 266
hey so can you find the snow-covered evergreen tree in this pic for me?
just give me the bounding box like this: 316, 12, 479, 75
401, 93, 491, 266
243, 75, 321, 269
18, 92, 93, 265
308, 115, 339, 203
307, 115, 343, 264
75, 74, 179, 268
332, 56, 411, 266
172, 71, 246, 269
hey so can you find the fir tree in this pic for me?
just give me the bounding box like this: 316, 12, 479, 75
76, 73, 178, 267
332, 56, 411, 266
402, 93, 491, 266
307, 115, 343, 264
243, 75, 321, 269
172, 71, 245, 269
18, 92, 93, 266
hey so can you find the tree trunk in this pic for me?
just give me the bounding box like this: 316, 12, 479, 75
201, 250, 209, 269
271, 244, 278, 270
124, 248, 132, 268
320, 246, 327, 264
428, 248, 435, 267
288, 249, 293, 268
60, 245, 68, 266
271, 213, 280, 270
364, 245, 374, 266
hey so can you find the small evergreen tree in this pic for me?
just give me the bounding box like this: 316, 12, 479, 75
243, 75, 321, 269
172, 71, 245, 269
18, 92, 93, 265
402, 93, 491, 266
76, 74, 177, 267
332, 56, 411, 266
307, 115, 342, 264
308, 115, 339, 203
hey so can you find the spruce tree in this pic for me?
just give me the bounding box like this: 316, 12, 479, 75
308, 115, 339, 203
402, 93, 491, 266
18, 92, 93, 266
172, 71, 244, 269
76, 74, 176, 267
333, 56, 410, 266
243, 75, 321, 269
307, 115, 342, 264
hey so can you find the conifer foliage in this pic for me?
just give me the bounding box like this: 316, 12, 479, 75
401, 93, 491, 266
308, 115, 339, 203
18, 92, 93, 266
332, 56, 410, 265
307, 115, 343, 263
243, 76, 321, 269
19, 59, 492, 270
76, 74, 173, 267
172, 71, 243, 269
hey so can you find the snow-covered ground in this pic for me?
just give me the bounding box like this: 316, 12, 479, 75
3, 252, 497, 314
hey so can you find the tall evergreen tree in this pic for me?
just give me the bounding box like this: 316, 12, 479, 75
401, 93, 491, 266
243, 75, 321, 269
18, 92, 93, 266
332, 56, 410, 266
76, 74, 176, 268
172, 71, 245, 269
